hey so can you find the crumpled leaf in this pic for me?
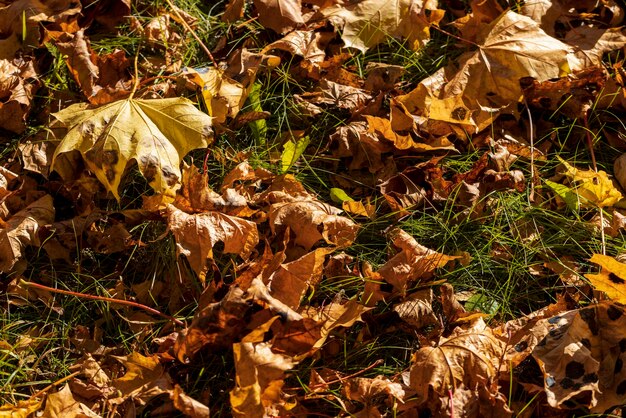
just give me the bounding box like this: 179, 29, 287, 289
56, 30, 131, 105
167, 204, 259, 279
0, 194, 55, 273
42, 384, 100, 418
52, 97, 213, 199
531, 302, 626, 412
269, 199, 359, 250
321, 0, 444, 52
0, 0, 81, 59
376, 228, 458, 292
230, 319, 296, 417
343, 375, 406, 416
263, 30, 333, 65
393, 289, 440, 332
547, 157, 623, 209
265, 247, 334, 309
400, 10, 575, 132
253, 0, 304, 34
112, 352, 173, 405
0, 399, 42, 418
171, 384, 210, 417
410, 318, 507, 411
0, 59, 38, 133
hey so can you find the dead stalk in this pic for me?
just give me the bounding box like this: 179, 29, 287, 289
20, 280, 185, 327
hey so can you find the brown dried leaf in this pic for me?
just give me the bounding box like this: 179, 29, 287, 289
531, 302, 626, 412
393, 289, 440, 332
265, 247, 334, 309
56, 31, 131, 105
0, 194, 55, 273
410, 319, 506, 408
264, 30, 333, 65
0, 399, 42, 418
321, 0, 444, 52
253, 0, 304, 34
230, 319, 296, 417
377, 228, 458, 292
269, 200, 358, 250
167, 205, 259, 279
42, 384, 100, 418
171, 384, 210, 417
112, 352, 173, 405
0, 59, 38, 133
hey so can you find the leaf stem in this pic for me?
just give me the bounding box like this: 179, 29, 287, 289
29, 371, 80, 400
20, 280, 185, 327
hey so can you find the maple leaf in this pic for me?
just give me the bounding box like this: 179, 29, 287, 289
42, 384, 100, 418
0, 195, 55, 273
0, 399, 42, 418
401, 10, 575, 132
545, 157, 623, 209
0, 0, 81, 59
269, 199, 359, 250
531, 302, 626, 412
586, 254, 626, 302
265, 247, 335, 309
230, 318, 297, 417
376, 228, 458, 292
171, 385, 210, 417
111, 352, 173, 405
167, 205, 259, 279
56, 30, 131, 105
410, 318, 508, 412
0, 59, 38, 134
321, 0, 444, 52
253, 0, 304, 34
51, 97, 213, 199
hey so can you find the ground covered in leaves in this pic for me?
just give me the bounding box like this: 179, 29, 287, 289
5, 0, 626, 416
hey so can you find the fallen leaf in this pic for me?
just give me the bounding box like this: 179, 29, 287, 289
264, 30, 333, 65
393, 289, 441, 332
265, 247, 334, 309
230, 319, 296, 417
42, 384, 100, 418
0, 59, 38, 133
0, 0, 81, 59
171, 384, 210, 417
532, 302, 626, 412
547, 157, 623, 209
0, 399, 42, 418
269, 199, 358, 250
410, 318, 507, 411
167, 205, 259, 279
52, 97, 213, 199
566, 27, 626, 68
0, 194, 55, 273
321, 0, 444, 52
112, 352, 173, 405
253, 0, 304, 34
376, 228, 458, 292
402, 10, 575, 132
586, 254, 626, 302
56, 30, 131, 104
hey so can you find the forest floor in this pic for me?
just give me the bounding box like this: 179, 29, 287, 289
2, 0, 626, 416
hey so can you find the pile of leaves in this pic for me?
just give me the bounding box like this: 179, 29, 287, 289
5, 0, 626, 416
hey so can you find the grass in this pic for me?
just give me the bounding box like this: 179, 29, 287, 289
2, 0, 626, 416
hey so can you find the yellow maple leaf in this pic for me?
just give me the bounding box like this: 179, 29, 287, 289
586, 254, 626, 303
52, 97, 213, 200
559, 157, 623, 208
